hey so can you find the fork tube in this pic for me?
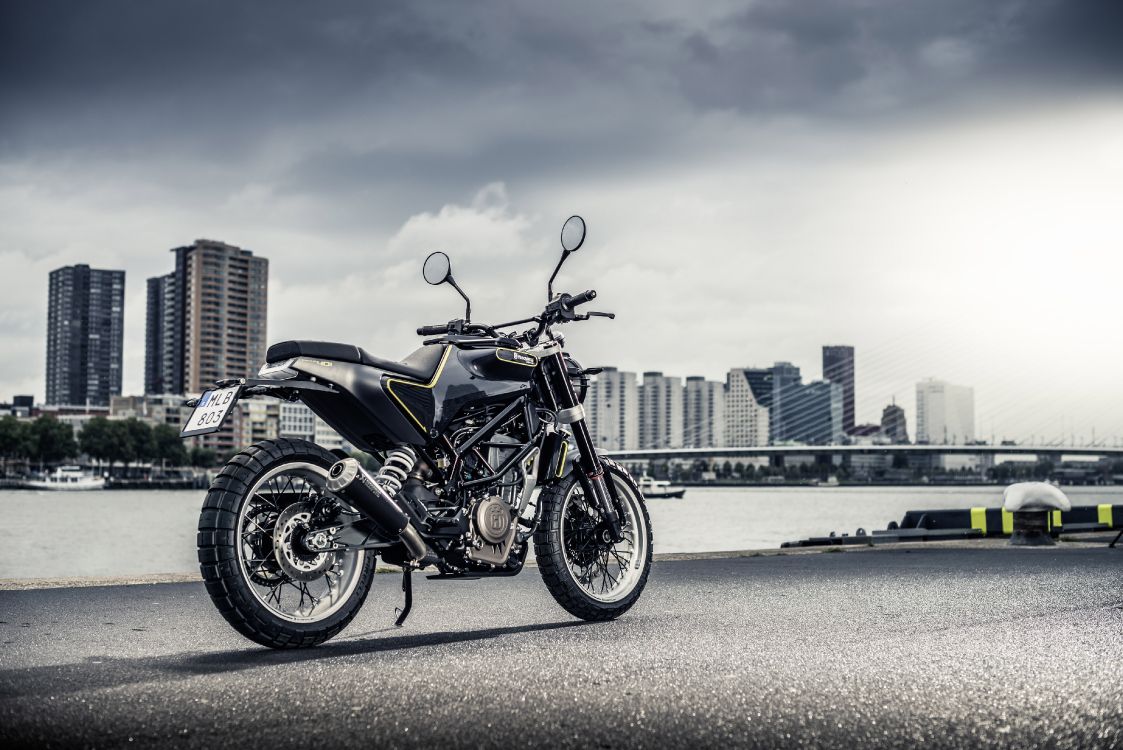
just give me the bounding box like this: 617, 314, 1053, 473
544, 351, 623, 540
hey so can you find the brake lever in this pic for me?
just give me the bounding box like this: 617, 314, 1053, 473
587, 311, 616, 319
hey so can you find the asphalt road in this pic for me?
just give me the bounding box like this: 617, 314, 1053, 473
2, 547, 1122, 749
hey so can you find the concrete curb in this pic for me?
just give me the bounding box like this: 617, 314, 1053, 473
1, 537, 1113, 591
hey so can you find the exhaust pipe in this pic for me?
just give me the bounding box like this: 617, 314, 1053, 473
326, 458, 436, 566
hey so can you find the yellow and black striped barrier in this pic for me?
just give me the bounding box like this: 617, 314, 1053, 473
782, 503, 1121, 548
902, 504, 1119, 537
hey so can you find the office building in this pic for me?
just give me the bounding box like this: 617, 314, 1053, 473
110, 393, 193, 430
683, 376, 725, 449
881, 402, 909, 444
778, 379, 844, 445
822, 345, 855, 434
145, 239, 268, 395
45, 264, 125, 406
915, 379, 975, 444
768, 362, 802, 444
639, 372, 683, 450
279, 401, 317, 441
10, 395, 34, 418
238, 399, 281, 446
724, 368, 771, 447
587, 367, 639, 451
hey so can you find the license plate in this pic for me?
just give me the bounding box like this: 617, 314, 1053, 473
180, 385, 241, 437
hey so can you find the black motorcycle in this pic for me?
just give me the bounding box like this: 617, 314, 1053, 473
185, 216, 653, 649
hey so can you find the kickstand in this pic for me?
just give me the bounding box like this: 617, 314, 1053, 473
394, 567, 413, 627
1110, 528, 1123, 549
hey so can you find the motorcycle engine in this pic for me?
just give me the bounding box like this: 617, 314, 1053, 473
464, 434, 538, 566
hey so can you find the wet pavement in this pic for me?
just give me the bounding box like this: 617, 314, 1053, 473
2, 547, 1122, 748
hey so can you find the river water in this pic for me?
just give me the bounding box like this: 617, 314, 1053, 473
2, 485, 1120, 579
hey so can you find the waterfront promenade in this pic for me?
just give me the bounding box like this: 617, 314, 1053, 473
2, 545, 1121, 748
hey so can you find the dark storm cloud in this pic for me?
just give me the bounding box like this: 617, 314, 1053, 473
3, 0, 1121, 163
667, 0, 1123, 113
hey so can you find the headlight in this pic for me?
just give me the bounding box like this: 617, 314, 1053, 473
257, 358, 298, 380
563, 353, 588, 404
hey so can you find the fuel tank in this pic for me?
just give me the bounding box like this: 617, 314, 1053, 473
383, 346, 536, 440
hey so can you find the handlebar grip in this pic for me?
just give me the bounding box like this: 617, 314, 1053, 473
417, 324, 449, 336
567, 289, 597, 308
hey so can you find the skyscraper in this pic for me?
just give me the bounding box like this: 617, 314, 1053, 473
915, 379, 975, 444
822, 345, 855, 434
145, 239, 268, 395
639, 372, 683, 449
45, 264, 125, 406
586, 367, 639, 451
724, 368, 771, 447
683, 376, 726, 449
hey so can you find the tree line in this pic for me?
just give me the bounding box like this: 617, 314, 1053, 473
0, 416, 217, 474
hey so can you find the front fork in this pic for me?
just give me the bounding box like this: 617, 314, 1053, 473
545, 351, 624, 542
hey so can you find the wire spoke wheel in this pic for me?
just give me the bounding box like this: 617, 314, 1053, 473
236, 462, 365, 623
199, 439, 377, 648
560, 478, 645, 603
535, 457, 652, 620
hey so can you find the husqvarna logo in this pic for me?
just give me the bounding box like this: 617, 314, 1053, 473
497, 349, 537, 367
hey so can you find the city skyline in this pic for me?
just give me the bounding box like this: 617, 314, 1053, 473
10, 251, 1114, 444
13, 249, 1118, 444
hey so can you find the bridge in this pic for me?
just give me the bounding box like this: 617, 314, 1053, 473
604, 444, 1123, 461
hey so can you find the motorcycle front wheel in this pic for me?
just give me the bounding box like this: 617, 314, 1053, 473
534, 457, 653, 621
197, 438, 376, 649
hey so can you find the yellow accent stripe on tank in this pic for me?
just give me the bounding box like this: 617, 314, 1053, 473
1001, 509, 1013, 534
970, 507, 987, 535
384, 347, 452, 432
1051, 510, 1062, 528
1099, 503, 1114, 528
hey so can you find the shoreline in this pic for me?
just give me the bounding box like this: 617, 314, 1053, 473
4, 537, 1109, 591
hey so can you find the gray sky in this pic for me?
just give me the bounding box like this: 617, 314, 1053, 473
2, 0, 1122, 442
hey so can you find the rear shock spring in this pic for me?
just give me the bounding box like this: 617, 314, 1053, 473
375, 446, 417, 496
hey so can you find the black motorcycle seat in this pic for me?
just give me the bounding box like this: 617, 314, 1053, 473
266, 340, 446, 382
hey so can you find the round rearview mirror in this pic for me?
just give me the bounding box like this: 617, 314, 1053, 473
422, 251, 451, 285
560, 215, 586, 253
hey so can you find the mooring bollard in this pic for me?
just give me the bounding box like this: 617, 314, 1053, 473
1003, 482, 1071, 546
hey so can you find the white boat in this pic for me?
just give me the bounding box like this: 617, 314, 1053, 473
23, 466, 106, 491
638, 475, 686, 499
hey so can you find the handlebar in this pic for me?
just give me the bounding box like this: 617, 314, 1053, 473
565, 289, 597, 309
418, 289, 611, 347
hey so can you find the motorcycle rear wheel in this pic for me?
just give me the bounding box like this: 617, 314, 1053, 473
197, 438, 376, 649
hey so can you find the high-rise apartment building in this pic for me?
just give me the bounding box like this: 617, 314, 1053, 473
45, 264, 125, 406
915, 379, 975, 445
881, 402, 909, 444
724, 368, 771, 447
822, 345, 855, 434
145, 273, 180, 394
683, 376, 725, 449
587, 367, 639, 451
145, 239, 268, 395
639, 372, 683, 449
